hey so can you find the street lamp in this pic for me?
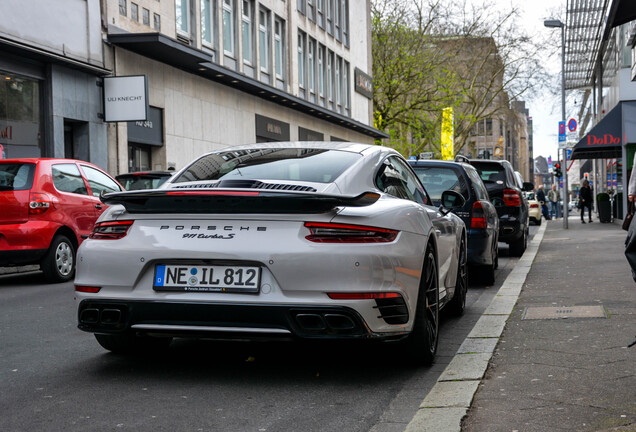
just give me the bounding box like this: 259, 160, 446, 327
544, 18, 568, 229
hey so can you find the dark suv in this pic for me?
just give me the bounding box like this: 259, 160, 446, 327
409, 159, 499, 283
467, 159, 533, 257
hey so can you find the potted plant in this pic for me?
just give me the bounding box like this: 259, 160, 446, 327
597, 192, 611, 222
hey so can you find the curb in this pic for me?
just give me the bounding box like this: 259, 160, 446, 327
404, 222, 548, 432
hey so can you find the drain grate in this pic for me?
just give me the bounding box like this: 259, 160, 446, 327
522, 305, 608, 320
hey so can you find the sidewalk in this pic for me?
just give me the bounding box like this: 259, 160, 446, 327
462, 217, 636, 431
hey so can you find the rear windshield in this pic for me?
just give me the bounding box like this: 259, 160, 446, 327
173, 149, 361, 184
0, 163, 35, 191
471, 162, 508, 184
411, 166, 468, 204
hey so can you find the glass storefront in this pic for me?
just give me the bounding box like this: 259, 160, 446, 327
0, 70, 42, 158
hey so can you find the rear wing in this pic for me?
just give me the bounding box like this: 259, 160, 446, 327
100, 189, 381, 214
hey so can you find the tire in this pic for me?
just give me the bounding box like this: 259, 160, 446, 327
401, 244, 439, 366
536, 217, 542, 226
508, 228, 527, 257
448, 236, 467, 316
95, 333, 172, 354
41, 234, 75, 283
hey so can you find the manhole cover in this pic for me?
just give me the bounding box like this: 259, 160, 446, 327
522, 305, 607, 320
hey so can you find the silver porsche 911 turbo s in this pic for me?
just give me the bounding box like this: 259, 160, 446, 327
75, 142, 467, 365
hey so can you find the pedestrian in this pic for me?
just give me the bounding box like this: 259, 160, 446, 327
536, 185, 551, 221
548, 184, 561, 219
629, 167, 636, 203
579, 179, 593, 223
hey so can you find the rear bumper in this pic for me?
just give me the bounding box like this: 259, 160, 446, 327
496, 214, 524, 243
77, 299, 408, 341
467, 229, 493, 266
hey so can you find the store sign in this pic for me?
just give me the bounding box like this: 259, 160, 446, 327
0, 121, 39, 146
354, 68, 373, 99
255, 114, 290, 141
127, 107, 163, 147
104, 75, 148, 122
585, 134, 621, 146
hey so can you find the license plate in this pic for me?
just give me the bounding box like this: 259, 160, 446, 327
153, 264, 261, 293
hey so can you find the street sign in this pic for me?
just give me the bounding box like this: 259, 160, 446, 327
566, 149, 572, 160
568, 118, 577, 132
558, 121, 566, 142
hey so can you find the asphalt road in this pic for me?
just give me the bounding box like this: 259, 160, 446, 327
0, 225, 538, 432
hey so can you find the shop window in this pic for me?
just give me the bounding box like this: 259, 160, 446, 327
0, 71, 42, 158
128, 144, 151, 172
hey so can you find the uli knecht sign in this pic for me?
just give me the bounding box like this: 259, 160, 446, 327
104, 75, 148, 122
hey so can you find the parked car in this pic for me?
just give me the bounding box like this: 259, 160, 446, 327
0, 158, 123, 282
115, 171, 174, 190
75, 142, 467, 365
525, 192, 542, 225
409, 158, 499, 284
467, 159, 533, 257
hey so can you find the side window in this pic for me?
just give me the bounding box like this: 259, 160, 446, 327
376, 157, 427, 205
466, 166, 488, 200
81, 165, 121, 197
52, 164, 88, 195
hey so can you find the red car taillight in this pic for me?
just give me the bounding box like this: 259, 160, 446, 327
503, 188, 522, 206
530, 203, 539, 208
471, 201, 487, 229
304, 222, 398, 243
89, 220, 134, 240
29, 192, 51, 215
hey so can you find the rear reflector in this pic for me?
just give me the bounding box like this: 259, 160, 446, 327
29, 192, 51, 215
470, 201, 487, 229
75, 285, 101, 293
304, 222, 398, 243
503, 189, 522, 206
89, 220, 134, 240
327, 292, 402, 300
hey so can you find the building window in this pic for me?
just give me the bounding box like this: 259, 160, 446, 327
335, 56, 341, 110
327, 0, 334, 34
176, 0, 189, 36
143, 8, 150, 25
316, 0, 324, 28
343, 60, 350, 115
298, 31, 306, 90
259, 8, 270, 73
308, 38, 316, 95
307, 0, 315, 21
242, 0, 254, 64
274, 17, 285, 80
334, 0, 341, 41
486, 118, 493, 135
154, 13, 161, 31
327, 50, 333, 105
201, 0, 214, 47
119, 0, 127, 16
131, 3, 139, 21
223, 0, 235, 56
318, 44, 324, 99
342, 0, 349, 46
297, 0, 305, 15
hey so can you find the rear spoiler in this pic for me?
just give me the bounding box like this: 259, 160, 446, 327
100, 189, 381, 214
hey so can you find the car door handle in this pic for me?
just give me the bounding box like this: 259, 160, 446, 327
95, 204, 103, 210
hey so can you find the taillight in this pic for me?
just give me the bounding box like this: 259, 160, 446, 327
471, 201, 487, 229
74, 285, 101, 293
327, 292, 402, 300
304, 222, 398, 243
89, 220, 134, 239
530, 203, 539, 208
503, 189, 521, 206
29, 192, 51, 215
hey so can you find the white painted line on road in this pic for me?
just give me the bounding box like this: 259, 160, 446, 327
404, 221, 548, 432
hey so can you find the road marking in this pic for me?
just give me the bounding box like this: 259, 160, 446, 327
404, 222, 547, 432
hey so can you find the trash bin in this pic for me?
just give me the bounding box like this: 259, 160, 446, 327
597, 193, 611, 223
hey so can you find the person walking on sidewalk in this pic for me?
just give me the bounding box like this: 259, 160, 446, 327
536, 185, 551, 221
548, 184, 561, 219
579, 179, 593, 223
629, 167, 636, 203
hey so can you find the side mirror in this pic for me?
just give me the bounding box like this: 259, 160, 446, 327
440, 190, 466, 215
522, 182, 534, 192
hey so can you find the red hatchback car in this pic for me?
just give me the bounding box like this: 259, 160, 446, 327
0, 158, 123, 282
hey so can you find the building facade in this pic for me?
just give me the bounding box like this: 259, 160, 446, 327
103, 0, 384, 173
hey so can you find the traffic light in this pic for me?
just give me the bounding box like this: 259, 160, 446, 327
554, 163, 562, 178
